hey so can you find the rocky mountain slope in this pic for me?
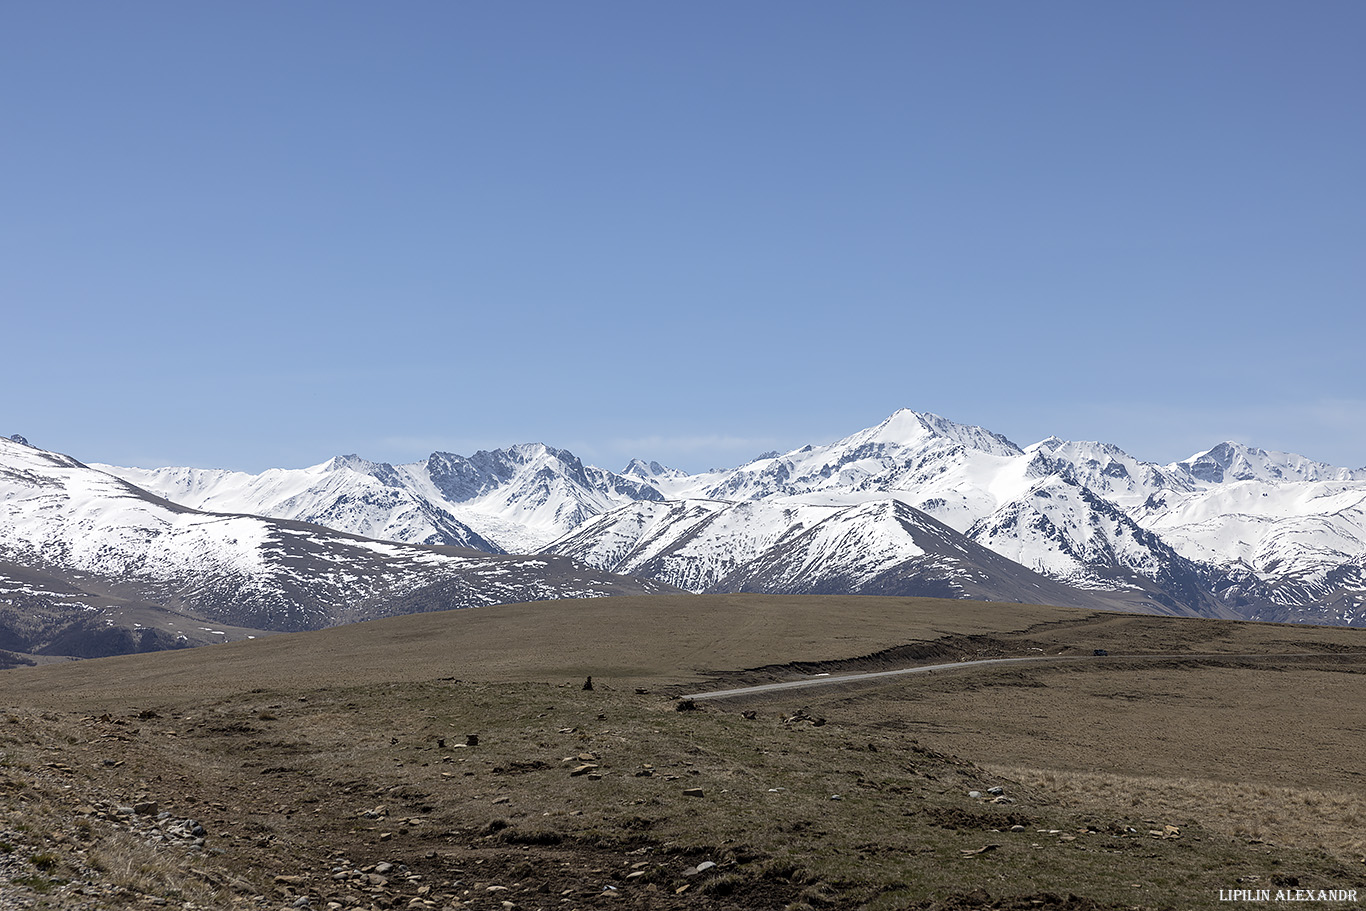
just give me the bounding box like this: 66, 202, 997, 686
103, 443, 661, 554
0, 436, 674, 659
46, 408, 1366, 628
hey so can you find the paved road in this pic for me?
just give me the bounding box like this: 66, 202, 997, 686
680, 651, 1350, 701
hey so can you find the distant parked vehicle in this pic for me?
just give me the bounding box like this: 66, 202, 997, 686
1093, 648, 1109, 656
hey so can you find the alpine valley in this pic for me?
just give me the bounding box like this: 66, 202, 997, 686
4, 409, 1365, 660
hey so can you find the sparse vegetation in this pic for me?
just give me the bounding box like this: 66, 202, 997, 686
87, 832, 221, 903
0, 595, 1363, 909
995, 766, 1366, 863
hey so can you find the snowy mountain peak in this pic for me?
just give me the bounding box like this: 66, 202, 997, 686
1020, 438, 1196, 508
325, 453, 380, 472
322, 454, 406, 486
0, 436, 674, 654
622, 458, 686, 481
49, 408, 1366, 629
842, 409, 1022, 457
1174, 441, 1366, 485
1025, 438, 1123, 461
8, 433, 31, 447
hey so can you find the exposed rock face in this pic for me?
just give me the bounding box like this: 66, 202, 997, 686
0, 436, 678, 657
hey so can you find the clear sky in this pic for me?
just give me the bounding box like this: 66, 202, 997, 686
4, 2, 1363, 473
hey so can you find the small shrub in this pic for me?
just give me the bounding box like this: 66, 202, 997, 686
698, 872, 744, 896
796, 883, 840, 907
11, 874, 54, 893
760, 858, 812, 883
500, 826, 563, 845
88, 833, 212, 901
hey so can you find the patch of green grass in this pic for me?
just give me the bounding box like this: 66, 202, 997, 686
10, 874, 55, 893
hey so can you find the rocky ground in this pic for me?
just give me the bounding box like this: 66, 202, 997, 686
2, 597, 1365, 910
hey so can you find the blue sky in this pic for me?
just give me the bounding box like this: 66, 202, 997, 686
4, 2, 1363, 473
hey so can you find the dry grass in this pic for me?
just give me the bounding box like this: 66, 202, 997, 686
3, 595, 1365, 910
993, 765, 1366, 864
86, 831, 226, 905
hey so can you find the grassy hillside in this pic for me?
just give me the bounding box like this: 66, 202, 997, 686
1, 595, 1364, 910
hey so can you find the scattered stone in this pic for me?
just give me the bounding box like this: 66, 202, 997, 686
682, 788, 704, 797
783, 709, 826, 726
569, 764, 599, 777
582, 676, 593, 691
968, 791, 982, 799
959, 844, 1001, 856
987, 786, 1004, 795
466, 734, 479, 746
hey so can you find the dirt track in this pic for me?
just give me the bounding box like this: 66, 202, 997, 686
681, 651, 1363, 701
3, 595, 1365, 910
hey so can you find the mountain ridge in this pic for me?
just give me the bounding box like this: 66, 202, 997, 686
15, 408, 1366, 635
0, 436, 676, 658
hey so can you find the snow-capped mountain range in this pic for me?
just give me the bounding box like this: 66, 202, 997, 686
0, 436, 671, 659
104, 443, 663, 555
94, 411, 1366, 626
95, 409, 1366, 626
5, 408, 1365, 660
